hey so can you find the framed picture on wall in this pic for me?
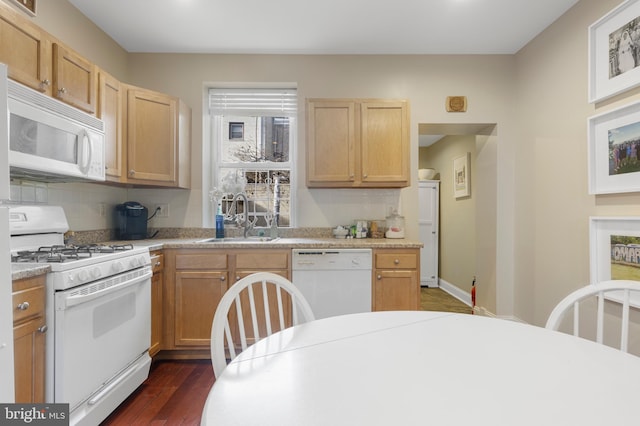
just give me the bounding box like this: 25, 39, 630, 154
453, 153, 470, 199
590, 216, 640, 306
589, 0, 640, 103
588, 100, 640, 194
4, 0, 36, 16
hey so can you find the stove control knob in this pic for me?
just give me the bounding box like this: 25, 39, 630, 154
91, 268, 101, 280
78, 270, 89, 282
112, 261, 125, 273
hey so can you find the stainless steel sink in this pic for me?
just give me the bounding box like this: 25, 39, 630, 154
197, 236, 280, 243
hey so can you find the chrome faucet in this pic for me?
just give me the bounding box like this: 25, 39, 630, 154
230, 192, 251, 238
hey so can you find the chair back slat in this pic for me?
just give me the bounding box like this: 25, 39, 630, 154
546, 280, 640, 354
261, 280, 273, 336
234, 295, 248, 352
211, 272, 315, 378
246, 284, 261, 342
622, 289, 630, 353
596, 290, 604, 345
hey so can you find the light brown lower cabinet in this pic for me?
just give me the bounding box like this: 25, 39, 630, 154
161, 248, 291, 359
13, 275, 46, 403
372, 248, 420, 311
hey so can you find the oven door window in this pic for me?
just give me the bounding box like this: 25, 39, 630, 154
10, 114, 78, 164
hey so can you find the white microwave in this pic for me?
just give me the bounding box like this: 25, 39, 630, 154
7, 79, 105, 182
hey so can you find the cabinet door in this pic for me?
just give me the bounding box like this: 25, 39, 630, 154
13, 318, 45, 403
52, 43, 96, 113
306, 100, 356, 186
360, 101, 409, 185
126, 87, 177, 184
0, 5, 51, 94
174, 271, 227, 347
373, 269, 419, 311
98, 70, 124, 181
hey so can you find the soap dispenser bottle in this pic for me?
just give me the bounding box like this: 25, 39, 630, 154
215, 204, 224, 238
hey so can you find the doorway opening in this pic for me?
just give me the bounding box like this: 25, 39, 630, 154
418, 123, 497, 313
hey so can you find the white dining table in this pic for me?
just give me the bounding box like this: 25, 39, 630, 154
201, 311, 640, 425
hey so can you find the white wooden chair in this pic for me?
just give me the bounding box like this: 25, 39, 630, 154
210, 272, 315, 378
545, 280, 640, 353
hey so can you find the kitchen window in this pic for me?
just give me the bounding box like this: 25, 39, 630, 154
209, 88, 297, 228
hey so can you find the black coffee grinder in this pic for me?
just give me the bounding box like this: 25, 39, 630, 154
114, 202, 148, 240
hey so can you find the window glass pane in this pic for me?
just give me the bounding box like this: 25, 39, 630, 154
218, 168, 290, 227
221, 116, 290, 163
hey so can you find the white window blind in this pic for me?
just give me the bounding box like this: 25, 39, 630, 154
209, 88, 297, 117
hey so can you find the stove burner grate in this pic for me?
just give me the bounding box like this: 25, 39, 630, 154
10, 243, 135, 263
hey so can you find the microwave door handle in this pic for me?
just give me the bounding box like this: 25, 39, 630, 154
78, 129, 92, 174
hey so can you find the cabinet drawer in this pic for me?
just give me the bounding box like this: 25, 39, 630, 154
151, 252, 164, 273
236, 252, 289, 269
375, 252, 418, 269
175, 253, 228, 270
12, 286, 45, 324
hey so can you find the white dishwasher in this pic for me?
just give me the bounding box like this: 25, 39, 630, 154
292, 248, 372, 319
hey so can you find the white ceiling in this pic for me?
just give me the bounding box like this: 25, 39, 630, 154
68, 0, 579, 55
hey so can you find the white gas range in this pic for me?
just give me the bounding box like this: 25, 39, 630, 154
10, 205, 152, 426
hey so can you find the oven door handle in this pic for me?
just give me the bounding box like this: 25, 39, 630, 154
59, 269, 152, 309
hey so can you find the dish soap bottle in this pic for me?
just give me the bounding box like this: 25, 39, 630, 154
215, 204, 224, 239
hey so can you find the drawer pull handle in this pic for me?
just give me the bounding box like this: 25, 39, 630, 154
38, 325, 48, 333
394, 259, 400, 265
17, 302, 30, 310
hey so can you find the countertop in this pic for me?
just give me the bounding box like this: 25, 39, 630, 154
11, 237, 422, 280
137, 237, 423, 251
11, 264, 51, 281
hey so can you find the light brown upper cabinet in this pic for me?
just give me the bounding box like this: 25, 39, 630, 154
306, 99, 409, 188
123, 85, 191, 188
0, 4, 96, 113
52, 43, 96, 114
0, 4, 51, 94
97, 69, 124, 181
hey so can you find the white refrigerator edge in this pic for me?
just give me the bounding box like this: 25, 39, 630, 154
0, 62, 15, 403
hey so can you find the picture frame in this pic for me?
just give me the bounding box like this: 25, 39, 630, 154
588, 100, 640, 194
453, 153, 470, 199
588, 0, 640, 103
4, 0, 36, 16
589, 216, 640, 307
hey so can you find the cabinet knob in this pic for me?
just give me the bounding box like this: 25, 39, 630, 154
220, 276, 225, 282
41, 79, 51, 87
58, 87, 67, 94
236, 276, 240, 281
363, 174, 368, 178
129, 169, 136, 176
38, 325, 48, 334
17, 301, 30, 311
155, 261, 161, 267
394, 259, 400, 265
377, 274, 382, 280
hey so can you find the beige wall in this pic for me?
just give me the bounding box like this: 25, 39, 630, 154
513, 0, 640, 325
21, 0, 640, 324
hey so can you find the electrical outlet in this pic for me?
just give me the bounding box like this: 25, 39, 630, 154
157, 203, 169, 218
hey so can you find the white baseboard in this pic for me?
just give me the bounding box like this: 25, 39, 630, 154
437, 279, 527, 323
438, 278, 471, 306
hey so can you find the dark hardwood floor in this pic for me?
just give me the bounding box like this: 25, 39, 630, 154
101, 287, 469, 425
